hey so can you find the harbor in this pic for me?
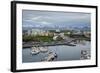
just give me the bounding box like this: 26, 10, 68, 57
22, 10, 91, 63
22, 41, 91, 63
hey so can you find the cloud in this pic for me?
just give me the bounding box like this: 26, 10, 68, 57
39, 21, 52, 25
23, 19, 32, 22
22, 24, 33, 27
22, 10, 91, 29
31, 16, 42, 20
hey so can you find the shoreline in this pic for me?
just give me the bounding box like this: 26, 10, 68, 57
23, 41, 76, 48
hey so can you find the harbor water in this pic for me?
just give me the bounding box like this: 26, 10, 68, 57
22, 41, 91, 63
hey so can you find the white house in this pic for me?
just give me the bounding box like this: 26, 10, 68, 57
53, 36, 58, 40
27, 29, 51, 36
27, 30, 32, 36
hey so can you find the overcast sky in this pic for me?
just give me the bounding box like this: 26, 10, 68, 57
22, 10, 91, 29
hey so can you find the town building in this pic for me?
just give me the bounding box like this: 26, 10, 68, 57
25, 29, 53, 36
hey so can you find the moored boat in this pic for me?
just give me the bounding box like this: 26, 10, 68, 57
41, 52, 57, 61
31, 46, 40, 55
39, 46, 48, 53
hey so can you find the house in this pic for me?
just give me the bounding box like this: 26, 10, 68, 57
26, 29, 53, 36
53, 36, 58, 40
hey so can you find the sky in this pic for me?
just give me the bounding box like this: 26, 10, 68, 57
22, 10, 91, 30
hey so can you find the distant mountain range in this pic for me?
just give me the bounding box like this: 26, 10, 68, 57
23, 22, 90, 31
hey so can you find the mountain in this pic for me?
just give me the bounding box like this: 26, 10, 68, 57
23, 22, 90, 31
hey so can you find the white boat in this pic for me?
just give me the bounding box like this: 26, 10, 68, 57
80, 50, 91, 60
31, 46, 40, 55
39, 47, 48, 53
42, 52, 57, 61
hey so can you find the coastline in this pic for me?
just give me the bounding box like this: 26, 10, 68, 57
23, 41, 76, 48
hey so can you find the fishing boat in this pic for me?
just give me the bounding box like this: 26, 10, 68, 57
39, 46, 48, 53
31, 46, 40, 55
80, 50, 91, 60
41, 52, 57, 61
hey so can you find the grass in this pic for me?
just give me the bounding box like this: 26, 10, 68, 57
23, 35, 53, 42
23, 31, 90, 42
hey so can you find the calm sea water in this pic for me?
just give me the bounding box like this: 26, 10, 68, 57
22, 41, 90, 63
